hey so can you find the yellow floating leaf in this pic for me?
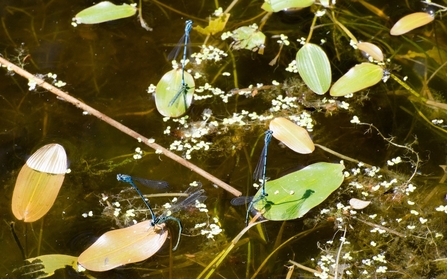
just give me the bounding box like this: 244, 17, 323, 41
330, 63, 383, 96
390, 12, 434, 36
357, 42, 384, 62
24, 254, 78, 278
195, 13, 230, 35
12, 144, 67, 222
78, 221, 168, 272
269, 117, 315, 154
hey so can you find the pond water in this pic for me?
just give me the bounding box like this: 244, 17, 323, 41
1, 0, 447, 278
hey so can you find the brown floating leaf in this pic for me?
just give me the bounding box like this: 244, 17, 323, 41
269, 117, 315, 154
78, 221, 168, 272
12, 144, 67, 222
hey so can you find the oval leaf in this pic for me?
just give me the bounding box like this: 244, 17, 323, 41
269, 117, 314, 154
155, 69, 195, 117
262, 0, 315, 12
357, 42, 384, 62
78, 221, 168, 272
390, 12, 434, 36
330, 63, 383, 96
253, 162, 344, 220
73, 1, 137, 25
296, 43, 331, 95
12, 144, 67, 222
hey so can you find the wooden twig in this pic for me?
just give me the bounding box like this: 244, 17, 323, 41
0, 56, 242, 197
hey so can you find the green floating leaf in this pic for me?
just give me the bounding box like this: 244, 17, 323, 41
330, 62, 383, 96
73, 1, 137, 25
296, 43, 331, 95
155, 69, 195, 117
229, 25, 266, 54
261, 0, 315, 12
253, 162, 344, 221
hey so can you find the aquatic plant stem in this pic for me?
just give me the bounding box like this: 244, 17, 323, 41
0, 56, 242, 197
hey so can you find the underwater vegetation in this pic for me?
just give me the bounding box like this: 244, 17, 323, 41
2, 0, 447, 278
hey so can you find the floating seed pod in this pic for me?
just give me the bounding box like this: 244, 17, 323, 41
12, 144, 67, 222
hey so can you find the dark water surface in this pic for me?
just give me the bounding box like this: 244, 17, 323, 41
1, 0, 447, 278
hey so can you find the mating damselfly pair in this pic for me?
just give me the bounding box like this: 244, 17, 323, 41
167, 20, 193, 109
116, 174, 206, 250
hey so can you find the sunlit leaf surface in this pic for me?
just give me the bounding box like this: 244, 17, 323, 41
23, 254, 78, 278
357, 42, 384, 62
261, 0, 315, 12
296, 43, 331, 95
195, 13, 231, 35
253, 162, 344, 220
155, 69, 195, 117
78, 221, 168, 272
12, 144, 67, 222
390, 12, 434, 36
73, 1, 137, 25
330, 62, 383, 96
269, 117, 314, 154
230, 25, 266, 54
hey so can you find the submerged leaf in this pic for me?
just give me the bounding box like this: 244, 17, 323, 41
390, 12, 434, 36
330, 63, 383, 96
12, 144, 67, 222
269, 117, 314, 154
155, 69, 195, 117
296, 43, 331, 95
73, 1, 137, 25
253, 162, 344, 220
78, 221, 168, 272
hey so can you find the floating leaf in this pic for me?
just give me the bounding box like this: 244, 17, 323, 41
269, 117, 314, 154
390, 12, 434, 36
349, 198, 371, 209
357, 42, 384, 62
330, 62, 383, 96
78, 221, 168, 272
253, 162, 344, 220
261, 0, 315, 12
24, 254, 78, 278
296, 43, 331, 95
229, 25, 266, 54
73, 1, 137, 25
195, 13, 231, 35
155, 69, 195, 117
12, 144, 67, 222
